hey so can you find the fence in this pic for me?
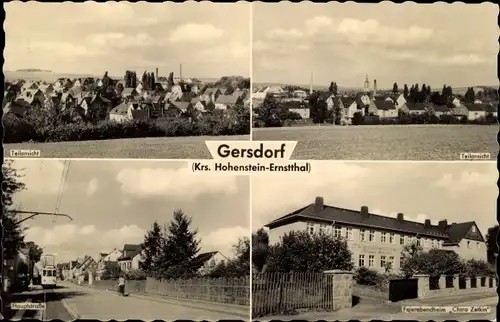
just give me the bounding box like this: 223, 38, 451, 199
91, 276, 249, 306
252, 271, 353, 317
415, 274, 497, 299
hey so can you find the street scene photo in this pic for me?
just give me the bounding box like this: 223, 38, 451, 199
251, 162, 497, 320
4, 2, 250, 158
252, 2, 498, 160
2, 159, 250, 320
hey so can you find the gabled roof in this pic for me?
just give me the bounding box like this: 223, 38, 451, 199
215, 94, 240, 105
265, 198, 483, 244
110, 103, 129, 115
405, 102, 427, 111
433, 105, 450, 113
170, 101, 191, 112
373, 100, 395, 111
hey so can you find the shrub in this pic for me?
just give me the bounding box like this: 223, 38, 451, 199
354, 267, 382, 286
4, 108, 250, 143
126, 269, 147, 280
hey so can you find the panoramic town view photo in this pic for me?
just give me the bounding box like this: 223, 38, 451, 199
2, 159, 250, 320
251, 162, 497, 320
252, 2, 498, 160
3, 2, 251, 158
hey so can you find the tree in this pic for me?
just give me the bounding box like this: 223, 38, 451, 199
140, 221, 164, 275
102, 71, 111, 88
403, 84, 409, 98
101, 261, 121, 280
252, 228, 270, 273
150, 72, 155, 90
265, 230, 353, 273
153, 210, 201, 279
393, 82, 399, 94
328, 82, 338, 95
131, 72, 137, 89
486, 225, 499, 265
2, 160, 27, 261
167, 72, 174, 87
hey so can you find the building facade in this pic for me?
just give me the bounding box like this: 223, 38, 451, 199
265, 197, 487, 273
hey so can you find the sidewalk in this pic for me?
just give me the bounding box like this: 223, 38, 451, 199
61, 280, 249, 318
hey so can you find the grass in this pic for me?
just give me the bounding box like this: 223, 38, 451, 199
3, 135, 250, 159
253, 124, 498, 160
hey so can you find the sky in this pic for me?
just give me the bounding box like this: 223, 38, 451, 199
253, 2, 499, 88
4, 2, 250, 78
253, 162, 498, 239
7, 159, 250, 263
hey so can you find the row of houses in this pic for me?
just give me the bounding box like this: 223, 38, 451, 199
277, 92, 497, 123
58, 244, 226, 281
4, 77, 250, 123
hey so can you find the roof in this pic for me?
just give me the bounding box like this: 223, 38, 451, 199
123, 244, 141, 251
3, 101, 29, 117
373, 100, 395, 111
485, 104, 497, 113
405, 102, 427, 111
191, 251, 219, 270
465, 103, 487, 112
340, 97, 355, 107
170, 101, 191, 112
122, 88, 136, 96
215, 94, 240, 105
433, 105, 450, 113
265, 198, 484, 244
204, 87, 220, 96
110, 103, 129, 115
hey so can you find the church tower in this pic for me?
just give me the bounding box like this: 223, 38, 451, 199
364, 74, 370, 93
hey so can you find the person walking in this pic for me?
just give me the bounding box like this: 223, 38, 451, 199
117, 275, 125, 296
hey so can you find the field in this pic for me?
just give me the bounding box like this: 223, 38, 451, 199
3, 135, 249, 159
252, 125, 498, 160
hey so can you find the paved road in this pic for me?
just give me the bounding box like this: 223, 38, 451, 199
9, 283, 250, 321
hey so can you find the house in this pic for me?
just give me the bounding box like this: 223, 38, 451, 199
60, 92, 77, 110
79, 94, 112, 119
17, 89, 45, 107
450, 103, 468, 120
192, 251, 226, 275
253, 86, 285, 99
202, 87, 222, 103
166, 101, 193, 117
215, 94, 242, 110
136, 83, 144, 94
283, 101, 310, 119
170, 84, 184, 100
465, 104, 487, 121
293, 90, 308, 99
21, 81, 39, 92
38, 84, 55, 96
265, 196, 487, 273
452, 97, 463, 108
73, 256, 97, 278
485, 104, 498, 117
340, 97, 358, 120
400, 102, 427, 115
96, 248, 122, 280
109, 102, 148, 123
431, 104, 451, 117
373, 100, 397, 118
395, 94, 407, 109
121, 88, 139, 99
117, 244, 143, 272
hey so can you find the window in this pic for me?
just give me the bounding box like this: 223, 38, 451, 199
467, 241, 471, 248
416, 237, 421, 246
53, 270, 57, 277
358, 254, 365, 267
439, 240, 443, 248
389, 256, 395, 267
319, 224, 327, 234
471, 226, 476, 233
360, 229, 366, 241
400, 235, 405, 245
368, 255, 375, 267
389, 233, 395, 244
345, 227, 353, 240
432, 239, 437, 248
369, 230, 375, 242
307, 222, 314, 235
380, 256, 387, 267
334, 226, 342, 238
381, 232, 387, 243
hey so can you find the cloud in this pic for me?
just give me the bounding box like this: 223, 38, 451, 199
197, 41, 250, 62
252, 163, 368, 228
25, 224, 146, 261
201, 226, 249, 258
384, 50, 493, 66
86, 178, 98, 197
169, 23, 224, 43
115, 167, 239, 199
85, 32, 156, 50
434, 171, 496, 192
11, 160, 67, 195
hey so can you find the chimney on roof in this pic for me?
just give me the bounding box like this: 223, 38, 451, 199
438, 220, 448, 232
360, 206, 369, 218
397, 213, 404, 222
424, 219, 431, 228
314, 196, 324, 212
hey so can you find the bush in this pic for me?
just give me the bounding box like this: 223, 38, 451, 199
3, 107, 250, 143
354, 267, 382, 286
126, 269, 147, 280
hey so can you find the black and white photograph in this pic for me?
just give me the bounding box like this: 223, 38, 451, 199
2, 159, 250, 320
251, 162, 497, 320
3, 2, 251, 159
252, 2, 498, 160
